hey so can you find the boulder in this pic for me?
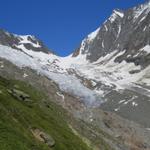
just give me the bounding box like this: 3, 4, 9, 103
7, 89, 32, 102
31, 128, 55, 147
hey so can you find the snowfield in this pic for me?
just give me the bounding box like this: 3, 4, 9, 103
0, 45, 102, 106
0, 41, 150, 106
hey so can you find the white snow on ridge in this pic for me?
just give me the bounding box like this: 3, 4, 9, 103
87, 27, 100, 41
113, 10, 124, 18
109, 13, 117, 23
109, 10, 124, 23
19, 35, 41, 48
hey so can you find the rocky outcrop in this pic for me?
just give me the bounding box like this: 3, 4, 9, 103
7, 89, 32, 102
31, 128, 55, 147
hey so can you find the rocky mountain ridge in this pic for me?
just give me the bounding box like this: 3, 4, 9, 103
73, 0, 150, 66
0, 29, 51, 54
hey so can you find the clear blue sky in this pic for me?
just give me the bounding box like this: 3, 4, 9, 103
0, 0, 147, 56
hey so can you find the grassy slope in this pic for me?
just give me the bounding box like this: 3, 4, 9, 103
0, 76, 91, 150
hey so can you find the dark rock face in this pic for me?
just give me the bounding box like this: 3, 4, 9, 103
73, 1, 150, 68
0, 29, 51, 54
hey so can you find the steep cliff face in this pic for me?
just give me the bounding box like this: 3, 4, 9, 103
73, 1, 150, 68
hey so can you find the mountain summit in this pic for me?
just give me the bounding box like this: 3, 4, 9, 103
73, 0, 150, 67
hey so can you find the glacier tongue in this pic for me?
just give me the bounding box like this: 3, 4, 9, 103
0, 45, 103, 106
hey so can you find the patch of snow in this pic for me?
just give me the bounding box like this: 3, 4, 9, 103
23, 73, 28, 78
90, 118, 93, 122
127, 54, 131, 58
113, 10, 124, 18
132, 83, 150, 97
87, 27, 100, 41
132, 101, 138, 107
141, 45, 150, 53
139, 16, 146, 23
19, 35, 41, 48
123, 96, 137, 105
143, 26, 147, 31
91, 80, 97, 86
133, 52, 140, 58
93, 50, 118, 65
89, 113, 94, 122
102, 41, 104, 48
118, 100, 126, 104
114, 107, 120, 112
56, 92, 65, 100
117, 24, 121, 38
104, 25, 108, 31
80, 39, 86, 52
0, 64, 4, 68
109, 10, 124, 23
109, 13, 117, 23
94, 88, 105, 97
0, 61, 4, 68
146, 128, 150, 131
